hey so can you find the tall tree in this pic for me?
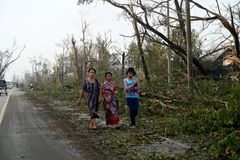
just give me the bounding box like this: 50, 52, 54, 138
80, 21, 94, 80
132, 18, 150, 82
95, 34, 112, 74
71, 36, 81, 81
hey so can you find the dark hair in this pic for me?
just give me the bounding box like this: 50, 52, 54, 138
88, 68, 96, 73
126, 67, 136, 75
105, 72, 112, 78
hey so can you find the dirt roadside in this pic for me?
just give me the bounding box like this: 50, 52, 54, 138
25, 91, 213, 160
26, 92, 119, 160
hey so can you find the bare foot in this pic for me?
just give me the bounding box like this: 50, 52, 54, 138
91, 119, 97, 129
89, 120, 93, 129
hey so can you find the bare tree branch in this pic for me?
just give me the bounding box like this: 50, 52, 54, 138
0, 42, 25, 78
190, 0, 240, 57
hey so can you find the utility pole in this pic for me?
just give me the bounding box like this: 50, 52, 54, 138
167, 0, 171, 85
185, 0, 194, 97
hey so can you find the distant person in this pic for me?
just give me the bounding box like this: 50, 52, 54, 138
77, 68, 100, 129
30, 82, 33, 91
4, 81, 7, 91
100, 72, 120, 128
123, 67, 140, 128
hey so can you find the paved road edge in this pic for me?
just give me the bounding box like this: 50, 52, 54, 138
0, 90, 13, 126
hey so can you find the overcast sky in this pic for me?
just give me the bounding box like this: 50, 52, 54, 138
0, 0, 133, 81
0, 0, 238, 81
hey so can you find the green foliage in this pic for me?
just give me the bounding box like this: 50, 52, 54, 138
169, 106, 239, 136
145, 41, 168, 77
96, 35, 112, 73
171, 27, 202, 58
165, 79, 240, 159
127, 40, 168, 78
127, 41, 141, 70
227, 86, 240, 106
210, 131, 240, 159
171, 27, 203, 73
31, 78, 80, 101
28, 63, 240, 160
197, 79, 233, 97
169, 80, 240, 135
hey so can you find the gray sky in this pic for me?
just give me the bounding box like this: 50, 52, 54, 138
0, 0, 238, 81
0, 0, 132, 81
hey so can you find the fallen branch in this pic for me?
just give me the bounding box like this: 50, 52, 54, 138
148, 99, 178, 112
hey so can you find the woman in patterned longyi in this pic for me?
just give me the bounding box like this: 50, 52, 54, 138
77, 68, 100, 129
100, 72, 119, 128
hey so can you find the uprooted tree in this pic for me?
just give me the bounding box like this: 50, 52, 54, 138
78, 0, 240, 77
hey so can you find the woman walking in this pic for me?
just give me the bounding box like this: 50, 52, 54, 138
123, 67, 140, 128
77, 68, 100, 129
100, 72, 120, 128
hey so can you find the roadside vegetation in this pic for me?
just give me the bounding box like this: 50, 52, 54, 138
22, 0, 240, 159
25, 74, 240, 159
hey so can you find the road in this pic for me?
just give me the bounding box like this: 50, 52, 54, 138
0, 89, 84, 160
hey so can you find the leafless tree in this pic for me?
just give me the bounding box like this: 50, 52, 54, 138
0, 41, 25, 78
190, 0, 240, 58
132, 18, 150, 82
29, 56, 52, 83
54, 39, 70, 85
95, 33, 112, 74
71, 36, 81, 81
80, 21, 94, 80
